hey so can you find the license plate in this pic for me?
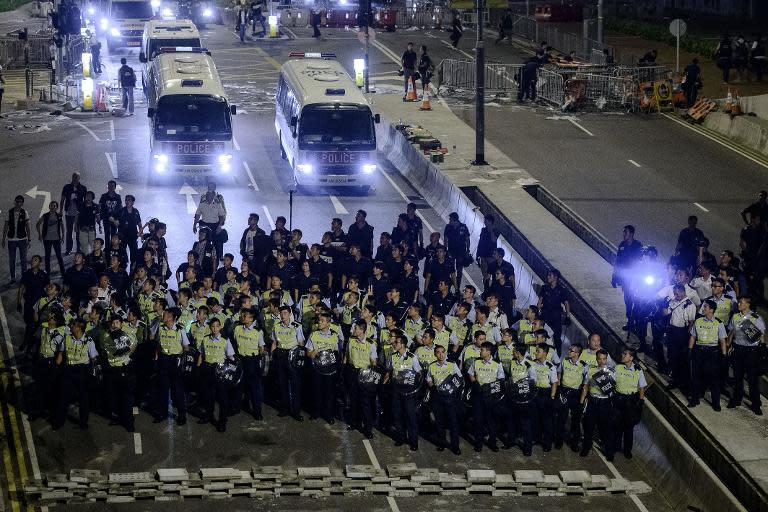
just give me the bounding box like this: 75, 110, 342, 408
172, 142, 223, 154
127, 41, 140, 46
310, 152, 364, 165
322, 177, 354, 184
177, 168, 208, 174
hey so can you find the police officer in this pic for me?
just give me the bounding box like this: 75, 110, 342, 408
198, 317, 236, 432
663, 284, 696, 393
531, 343, 559, 451
388, 334, 422, 451
270, 305, 305, 421
556, 343, 587, 452
151, 307, 190, 425
728, 296, 766, 415
688, 299, 727, 411
612, 225, 643, 330
344, 319, 378, 438
538, 268, 570, 352
579, 349, 617, 460
503, 344, 536, 456
415, 328, 438, 367
102, 316, 137, 432
613, 349, 647, 459
233, 308, 265, 420
427, 344, 462, 455
54, 319, 98, 430
35, 310, 65, 425
467, 341, 505, 452
306, 312, 343, 424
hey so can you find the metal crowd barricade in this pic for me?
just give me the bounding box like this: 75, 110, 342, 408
613, 65, 672, 84
1, 35, 53, 69
393, 9, 448, 29
536, 68, 564, 106
437, 58, 522, 94
578, 72, 638, 110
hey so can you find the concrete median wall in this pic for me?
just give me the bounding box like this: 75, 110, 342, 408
376, 113, 751, 512
703, 111, 768, 157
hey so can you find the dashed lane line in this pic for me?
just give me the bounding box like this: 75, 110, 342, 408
329, 195, 348, 215
693, 202, 710, 213
262, 205, 276, 230
363, 440, 400, 512
628, 159, 641, 168
567, 117, 595, 137
243, 161, 260, 191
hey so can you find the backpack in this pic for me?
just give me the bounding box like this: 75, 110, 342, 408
121, 66, 136, 87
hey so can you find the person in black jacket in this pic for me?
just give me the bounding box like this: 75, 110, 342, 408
118, 57, 136, 115
99, 180, 122, 244
36, 200, 65, 275
401, 42, 417, 101
347, 210, 374, 258
3, 195, 32, 284
60, 172, 87, 255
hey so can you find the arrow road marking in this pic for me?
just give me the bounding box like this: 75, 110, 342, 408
105, 152, 117, 179
25, 186, 51, 218
329, 195, 348, 215
179, 183, 199, 215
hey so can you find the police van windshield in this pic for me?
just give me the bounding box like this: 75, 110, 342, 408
148, 38, 201, 59
298, 105, 375, 150
154, 95, 231, 141
111, 1, 153, 18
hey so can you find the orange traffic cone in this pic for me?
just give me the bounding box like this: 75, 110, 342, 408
406, 77, 417, 102
419, 87, 432, 110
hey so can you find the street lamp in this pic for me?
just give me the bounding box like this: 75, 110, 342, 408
472, 0, 487, 166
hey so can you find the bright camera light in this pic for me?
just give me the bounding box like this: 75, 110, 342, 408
362, 164, 376, 174
297, 164, 313, 174
110, 27, 121, 37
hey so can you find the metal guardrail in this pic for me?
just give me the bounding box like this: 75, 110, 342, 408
536, 68, 564, 106
510, 14, 605, 61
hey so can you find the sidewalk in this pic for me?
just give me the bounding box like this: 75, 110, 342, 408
369, 89, 767, 511
0, 2, 47, 35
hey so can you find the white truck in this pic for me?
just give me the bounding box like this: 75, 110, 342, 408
99, 0, 154, 51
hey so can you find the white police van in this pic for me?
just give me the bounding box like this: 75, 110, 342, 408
100, 0, 153, 51
145, 48, 237, 183
275, 52, 380, 194
139, 20, 201, 95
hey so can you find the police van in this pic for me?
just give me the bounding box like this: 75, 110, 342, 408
145, 48, 237, 183
100, 0, 153, 51
139, 20, 201, 95
275, 52, 380, 194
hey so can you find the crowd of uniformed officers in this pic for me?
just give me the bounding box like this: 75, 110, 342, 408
17, 180, 649, 461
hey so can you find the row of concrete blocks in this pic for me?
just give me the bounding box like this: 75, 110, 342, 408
26, 465, 652, 505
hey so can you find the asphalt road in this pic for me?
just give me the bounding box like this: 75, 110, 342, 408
0, 21, 674, 512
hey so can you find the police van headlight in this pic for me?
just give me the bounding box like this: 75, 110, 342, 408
203, 8, 213, 17
151, 0, 161, 8
110, 27, 121, 37
88, 7, 95, 15
218, 154, 232, 172
153, 153, 168, 172
99, 18, 109, 30
362, 164, 377, 174
162, 7, 173, 17
297, 164, 313, 174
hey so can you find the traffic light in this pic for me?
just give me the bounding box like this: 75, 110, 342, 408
68, 5, 82, 35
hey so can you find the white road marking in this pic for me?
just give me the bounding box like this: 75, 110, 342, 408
0, 291, 46, 508
662, 113, 768, 170
377, 169, 480, 290
363, 439, 400, 512
109, 119, 115, 141
243, 161, 259, 191
283, 26, 297, 39
133, 433, 142, 455
262, 205, 275, 230
628, 159, 641, 168
179, 183, 199, 215
439, 38, 474, 59
75, 121, 105, 141
693, 202, 710, 212
329, 195, 348, 214
233, 137, 240, 151
25, 186, 51, 218
567, 117, 595, 137
133, 407, 139, 416
594, 451, 650, 512
105, 152, 118, 179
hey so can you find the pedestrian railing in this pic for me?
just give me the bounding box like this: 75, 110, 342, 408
536, 68, 564, 106
0, 35, 52, 69
509, 14, 607, 61
612, 65, 672, 84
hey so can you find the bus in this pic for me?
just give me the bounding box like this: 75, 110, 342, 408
275, 52, 380, 194
100, 0, 154, 51
139, 20, 201, 95
145, 47, 237, 182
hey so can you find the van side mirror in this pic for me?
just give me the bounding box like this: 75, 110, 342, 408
290, 115, 298, 127
147, 107, 155, 118
374, 113, 380, 124
139, 52, 147, 63
230, 105, 237, 115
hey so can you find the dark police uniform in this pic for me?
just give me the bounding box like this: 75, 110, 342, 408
555, 357, 587, 450
689, 316, 727, 409
612, 362, 646, 457
199, 333, 235, 430
37, 325, 65, 424
390, 350, 422, 449
346, 336, 378, 437
306, 327, 343, 422
580, 364, 616, 459
468, 358, 505, 451
503, 357, 536, 455
531, 359, 558, 450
